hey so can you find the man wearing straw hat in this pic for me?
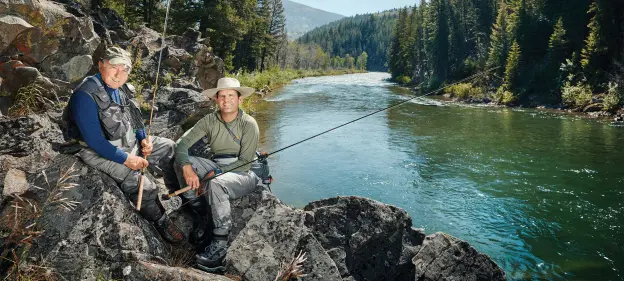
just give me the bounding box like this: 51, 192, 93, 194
174, 77, 260, 271
65, 46, 185, 244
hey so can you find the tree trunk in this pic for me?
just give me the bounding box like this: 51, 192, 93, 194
260, 47, 267, 72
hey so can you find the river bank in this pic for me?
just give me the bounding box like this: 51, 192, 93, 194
231, 68, 367, 112
403, 82, 624, 124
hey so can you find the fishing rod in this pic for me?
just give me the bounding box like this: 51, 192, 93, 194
136, 0, 172, 210
162, 66, 501, 206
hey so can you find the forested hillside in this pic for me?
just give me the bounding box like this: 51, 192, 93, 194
387, 0, 624, 109
298, 11, 398, 71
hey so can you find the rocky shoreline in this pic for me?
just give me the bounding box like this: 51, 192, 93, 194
0, 0, 506, 279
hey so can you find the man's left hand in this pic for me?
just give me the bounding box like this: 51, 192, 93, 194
141, 138, 153, 156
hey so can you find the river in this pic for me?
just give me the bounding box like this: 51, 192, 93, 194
250, 72, 624, 281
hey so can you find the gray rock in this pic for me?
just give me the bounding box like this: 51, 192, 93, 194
118, 261, 233, 281
297, 230, 342, 281
0, 15, 33, 53
2, 168, 28, 197
412, 232, 506, 281
25, 154, 168, 280
195, 46, 225, 90
146, 87, 213, 139
59, 55, 93, 83
38, 17, 100, 79
304, 196, 424, 281
226, 190, 307, 280
0, 0, 44, 27
0, 114, 62, 175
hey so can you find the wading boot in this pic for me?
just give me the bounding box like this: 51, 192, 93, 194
195, 234, 228, 272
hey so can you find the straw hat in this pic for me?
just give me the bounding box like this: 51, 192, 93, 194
202, 77, 255, 99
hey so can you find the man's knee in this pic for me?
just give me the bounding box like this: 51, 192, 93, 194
205, 180, 229, 205
121, 172, 158, 195
153, 137, 176, 153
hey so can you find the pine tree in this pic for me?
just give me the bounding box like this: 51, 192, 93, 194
541, 17, 569, 99
547, 18, 568, 66
581, 2, 605, 73
448, 1, 465, 78
259, 0, 286, 72
503, 40, 522, 92
411, 1, 426, 84
422, 0, 450, 85
389, 8, 410, 79
487, 3, 509, 72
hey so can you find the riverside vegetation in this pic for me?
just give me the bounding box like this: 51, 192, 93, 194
385, 0, 624, 117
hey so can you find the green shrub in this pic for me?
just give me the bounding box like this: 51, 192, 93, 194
493, 87, 517, 105
444, 83, 485, 100
396, 75, 411, 85
561, 82, 593, 109
603, 82, 621, 112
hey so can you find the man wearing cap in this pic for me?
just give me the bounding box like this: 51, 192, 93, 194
174, 77, 260, 271
66, 46, 185, 244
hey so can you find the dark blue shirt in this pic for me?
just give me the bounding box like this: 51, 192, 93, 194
69, 74, 146, 164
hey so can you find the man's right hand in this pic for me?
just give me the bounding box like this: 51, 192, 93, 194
182, 165, 200, 190
124, 155, 149, 170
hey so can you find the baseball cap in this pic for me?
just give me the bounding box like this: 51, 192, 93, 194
102, 47, 132, 71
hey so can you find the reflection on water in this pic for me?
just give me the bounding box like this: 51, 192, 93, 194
252, 72, 624, 281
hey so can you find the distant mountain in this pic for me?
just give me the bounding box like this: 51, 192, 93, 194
298, 10, 399, 71
283, 0, 345, 39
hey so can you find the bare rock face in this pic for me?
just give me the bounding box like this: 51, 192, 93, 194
303, 196, 426, 281
0, 15, 33, 53
0, 114, 62, 176
412, 232, 506, 281
20, 154, 169, 280
226, 191, 311, 280
146, 87, 213, 140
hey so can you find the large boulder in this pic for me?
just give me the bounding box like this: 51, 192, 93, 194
1, 0, 100, 82
0, 0, 46, 28
26, 154, 169, 279
146, 87, 213, 140
226, 193, 434, 281
226, 191, 318, 280
0, 15, 33, 53
412, 233, 506, 281
195, 45, 225, 90
303, 196, 426, 281
0, 114, 63, 178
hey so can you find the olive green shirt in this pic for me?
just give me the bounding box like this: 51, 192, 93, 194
175, 109, 259, 172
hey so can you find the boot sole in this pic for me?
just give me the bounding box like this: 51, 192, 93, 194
195, 263, 225, 273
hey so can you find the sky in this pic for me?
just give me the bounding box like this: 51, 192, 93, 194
290, 0, 417, 16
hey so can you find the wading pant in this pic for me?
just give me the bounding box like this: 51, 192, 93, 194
78, 136, 180, 222
175, 156, 259, 236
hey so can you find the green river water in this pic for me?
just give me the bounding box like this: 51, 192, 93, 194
251, 72, 624, 281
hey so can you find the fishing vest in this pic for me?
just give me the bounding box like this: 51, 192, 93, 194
64, 76, 137, 151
